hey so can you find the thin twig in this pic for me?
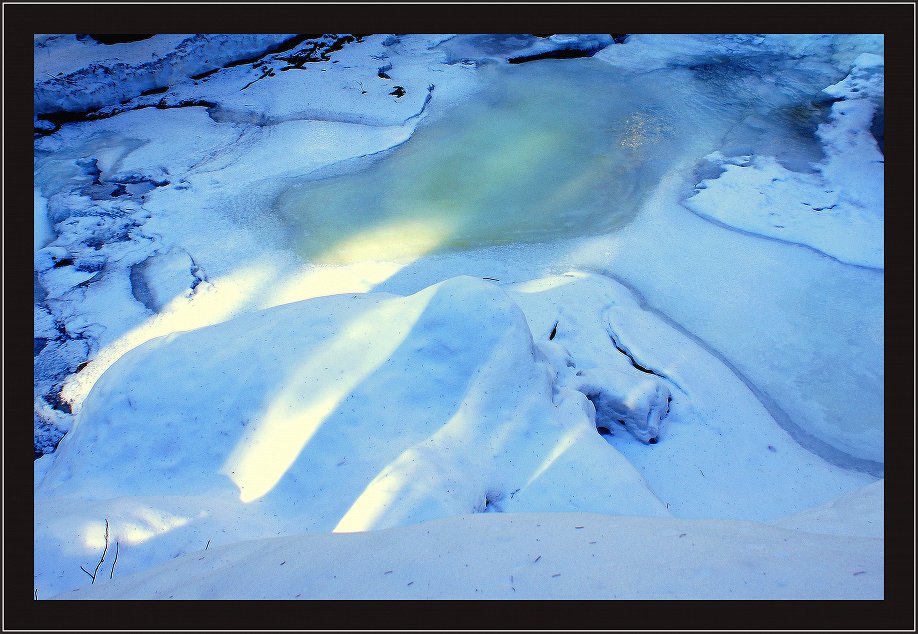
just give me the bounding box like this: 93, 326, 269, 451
110, 541, 120, 579
205, 539, 211, 550
90, 520, 110, 583
81, 519, 110, 584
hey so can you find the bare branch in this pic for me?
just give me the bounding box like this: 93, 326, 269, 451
110, 541, 120, 579
81, 519, 110, 584
90, 519, 110, 583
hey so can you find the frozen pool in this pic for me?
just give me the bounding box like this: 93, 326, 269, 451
276, 56, 834, 264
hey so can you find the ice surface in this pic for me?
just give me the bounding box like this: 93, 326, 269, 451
268, 49, 883, 467
276, 59, 697, 263
275, 49, 852, 264
32, 35, 884, 469
683, 54, 884, 268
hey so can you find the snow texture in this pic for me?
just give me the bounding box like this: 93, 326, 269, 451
33, 33, 884, 601
35, 274, 873, 597
34, 34, 297, 115
56, 508, 882, 600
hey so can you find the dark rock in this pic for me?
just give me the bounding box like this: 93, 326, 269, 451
508, 47, 601, 64
190, 67, 220, 81
88, 35, 156, 45
140, 85, 169, 96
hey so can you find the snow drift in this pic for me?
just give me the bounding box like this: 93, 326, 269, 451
35, 276, 671, 596
57, 503, 883, 600
35, 274, 876, 598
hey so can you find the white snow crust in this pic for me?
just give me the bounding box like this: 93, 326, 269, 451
57, 508, 882, 600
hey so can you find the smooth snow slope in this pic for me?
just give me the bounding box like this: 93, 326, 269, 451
56, 507, 882, 600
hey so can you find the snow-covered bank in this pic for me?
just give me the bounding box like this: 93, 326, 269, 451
54, 504, 882, 600
33, 188, 53, 251
34, 34, 296, 115
34, 274, 872, 597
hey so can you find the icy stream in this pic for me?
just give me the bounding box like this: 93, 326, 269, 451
277, 58, 832, 263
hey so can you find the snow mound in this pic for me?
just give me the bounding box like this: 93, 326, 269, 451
507, 273, 873, 520
35, 276, 670, 596
55, 511, 882, 600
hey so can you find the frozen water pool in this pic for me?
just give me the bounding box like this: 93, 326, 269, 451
274, 54, 881, 473
276, 57, 832, 264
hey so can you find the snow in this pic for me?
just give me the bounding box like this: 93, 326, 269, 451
772, 478, 883, 538
56, 509, 882, 600
34, 34, 297, 115
35, 276, 670, 596
35, 274, 874, 597
33, 188, 53, 250
33, 33, 884, 601
508, 273, 873, 519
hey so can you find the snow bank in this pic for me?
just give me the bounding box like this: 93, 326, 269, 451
54, 510, 882, 600
684, 54, 884, 269
35, 276, 671, 597
772, 478, 883, 538
34, 34, 296, 115
35, 273, 875, 597
182, 34, 478, 128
